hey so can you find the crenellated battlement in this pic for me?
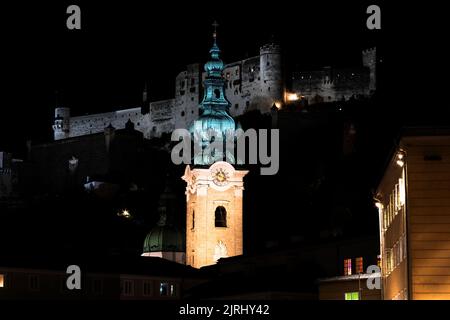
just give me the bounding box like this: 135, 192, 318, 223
362, 47, 376, 55
260, 43, 281, 55
362, 47, 377, 65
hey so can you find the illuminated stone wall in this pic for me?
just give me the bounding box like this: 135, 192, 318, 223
292, 48, 376, 105
292, 66, 371, 104
53, 46, 375, 141
183, 162, 248, 269
52, 43, 284, 141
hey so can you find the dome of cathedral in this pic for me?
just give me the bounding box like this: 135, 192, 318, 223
143, 223, 185, 253
143, 175, 185, 254
191, 110, 235, 135
204, 42, 224, 76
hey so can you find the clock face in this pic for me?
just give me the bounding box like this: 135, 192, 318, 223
212, 168, 229, 186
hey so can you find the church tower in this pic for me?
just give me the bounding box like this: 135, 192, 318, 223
182, 23, 248, 269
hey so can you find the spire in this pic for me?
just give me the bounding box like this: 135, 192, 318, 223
212, 20, 219, 45
189, 22, 236, 166
200, 20, 229, 109
205, 21, 223, 76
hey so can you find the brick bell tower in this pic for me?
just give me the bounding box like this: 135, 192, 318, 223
182, 22, 248, 268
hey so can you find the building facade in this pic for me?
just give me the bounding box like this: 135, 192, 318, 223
0, 257, 200, 300
376, 129, 450, 300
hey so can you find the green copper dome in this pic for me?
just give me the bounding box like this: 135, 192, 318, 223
143, 176, 185, 254
204, 41, 224, 76
142, 224, 185, 253
190, 22, 237, 165
143, 208, 185, 253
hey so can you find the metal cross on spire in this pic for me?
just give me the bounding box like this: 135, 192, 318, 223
212, 20, 219, 39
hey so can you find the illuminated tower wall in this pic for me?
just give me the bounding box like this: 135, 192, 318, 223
52, 107, 71, 140
183, 162, 248, 268
260, 43, 283, 112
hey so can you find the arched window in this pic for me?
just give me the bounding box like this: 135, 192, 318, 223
214, 89, 221, 99
215, 206, 227, 227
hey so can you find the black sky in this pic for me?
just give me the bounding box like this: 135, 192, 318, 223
2, 1, 442, 156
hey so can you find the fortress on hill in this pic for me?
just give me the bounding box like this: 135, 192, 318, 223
52, 43, 376, 141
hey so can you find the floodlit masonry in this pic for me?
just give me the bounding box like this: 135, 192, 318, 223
52, 45, 376, 141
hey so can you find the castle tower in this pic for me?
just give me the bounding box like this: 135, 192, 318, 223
183, 22, 248, 269
52, 107, 71, 140
259, 43, 283, 113
362, 47, 377, 93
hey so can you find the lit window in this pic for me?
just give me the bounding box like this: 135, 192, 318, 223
160, 282, 169, 296
344, 258, 352, 276
396, 183, 402, 213
355, 257, 364, 274
389, 193, 395, 224
160, 282, 176, 297
345, 292, 360, 300
0, 274, 4, 288
399, 177, 406, 206
390, 249, 395, 271
386, 249, 394, 274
